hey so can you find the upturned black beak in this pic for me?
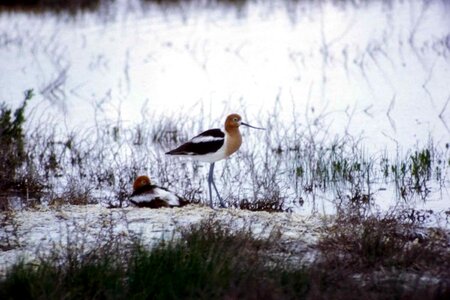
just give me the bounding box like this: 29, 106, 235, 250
241, 122, 265, 130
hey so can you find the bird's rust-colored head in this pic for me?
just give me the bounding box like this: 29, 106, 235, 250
224, 113, 242, 130
133, 175, 151, 191
224, 113, 265, 132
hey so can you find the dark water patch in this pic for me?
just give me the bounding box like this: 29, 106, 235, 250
0, 0, 109, 15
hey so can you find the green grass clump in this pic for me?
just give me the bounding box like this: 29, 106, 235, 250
0, 90, 46, 209
128, 221, 273, 299
1, 258, 125, 300
0, 220, 309, 299
0, 90, 31, 181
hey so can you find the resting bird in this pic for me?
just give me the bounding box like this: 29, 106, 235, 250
129, 175, 189, 208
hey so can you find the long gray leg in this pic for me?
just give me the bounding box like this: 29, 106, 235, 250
208, 163, 214, 208
209, 163, 225, 208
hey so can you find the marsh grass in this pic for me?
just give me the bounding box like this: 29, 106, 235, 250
1, 0, 449, 213
0, 90, 47, 210
127, 219, 285, 299
318, 211, 449, 272
0, 219, 299, 299
0, 92, 448, 211
291, 134, 449, 205
310, 205, 450, 299
1, 216, 449, 299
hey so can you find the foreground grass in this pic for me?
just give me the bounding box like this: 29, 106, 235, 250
1, 216, 449, 300
314, 209, 450, 299
0, 220, 307, 299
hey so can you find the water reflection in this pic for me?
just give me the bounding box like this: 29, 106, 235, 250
1, 0, 448, 150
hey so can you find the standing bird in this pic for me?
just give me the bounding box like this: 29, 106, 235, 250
129, 175, 189, 208
166, 113, 264, 208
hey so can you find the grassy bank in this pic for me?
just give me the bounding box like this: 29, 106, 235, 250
1, 215, 449, 299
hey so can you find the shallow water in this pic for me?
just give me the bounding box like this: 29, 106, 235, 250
1, 0, 449, 148
0, 0, 449, 217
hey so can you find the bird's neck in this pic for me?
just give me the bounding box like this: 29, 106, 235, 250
225, 127, 242, 156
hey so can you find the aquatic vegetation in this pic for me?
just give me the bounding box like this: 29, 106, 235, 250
0, 93, 448, 212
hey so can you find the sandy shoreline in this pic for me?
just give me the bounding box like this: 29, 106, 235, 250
1, 205, 323, 276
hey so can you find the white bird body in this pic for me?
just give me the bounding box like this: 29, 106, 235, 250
166, 114, 263, 208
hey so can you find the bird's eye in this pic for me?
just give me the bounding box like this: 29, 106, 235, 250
233, 118, 238, 122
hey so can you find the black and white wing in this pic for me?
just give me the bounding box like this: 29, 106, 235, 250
166, 128, 225, 156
